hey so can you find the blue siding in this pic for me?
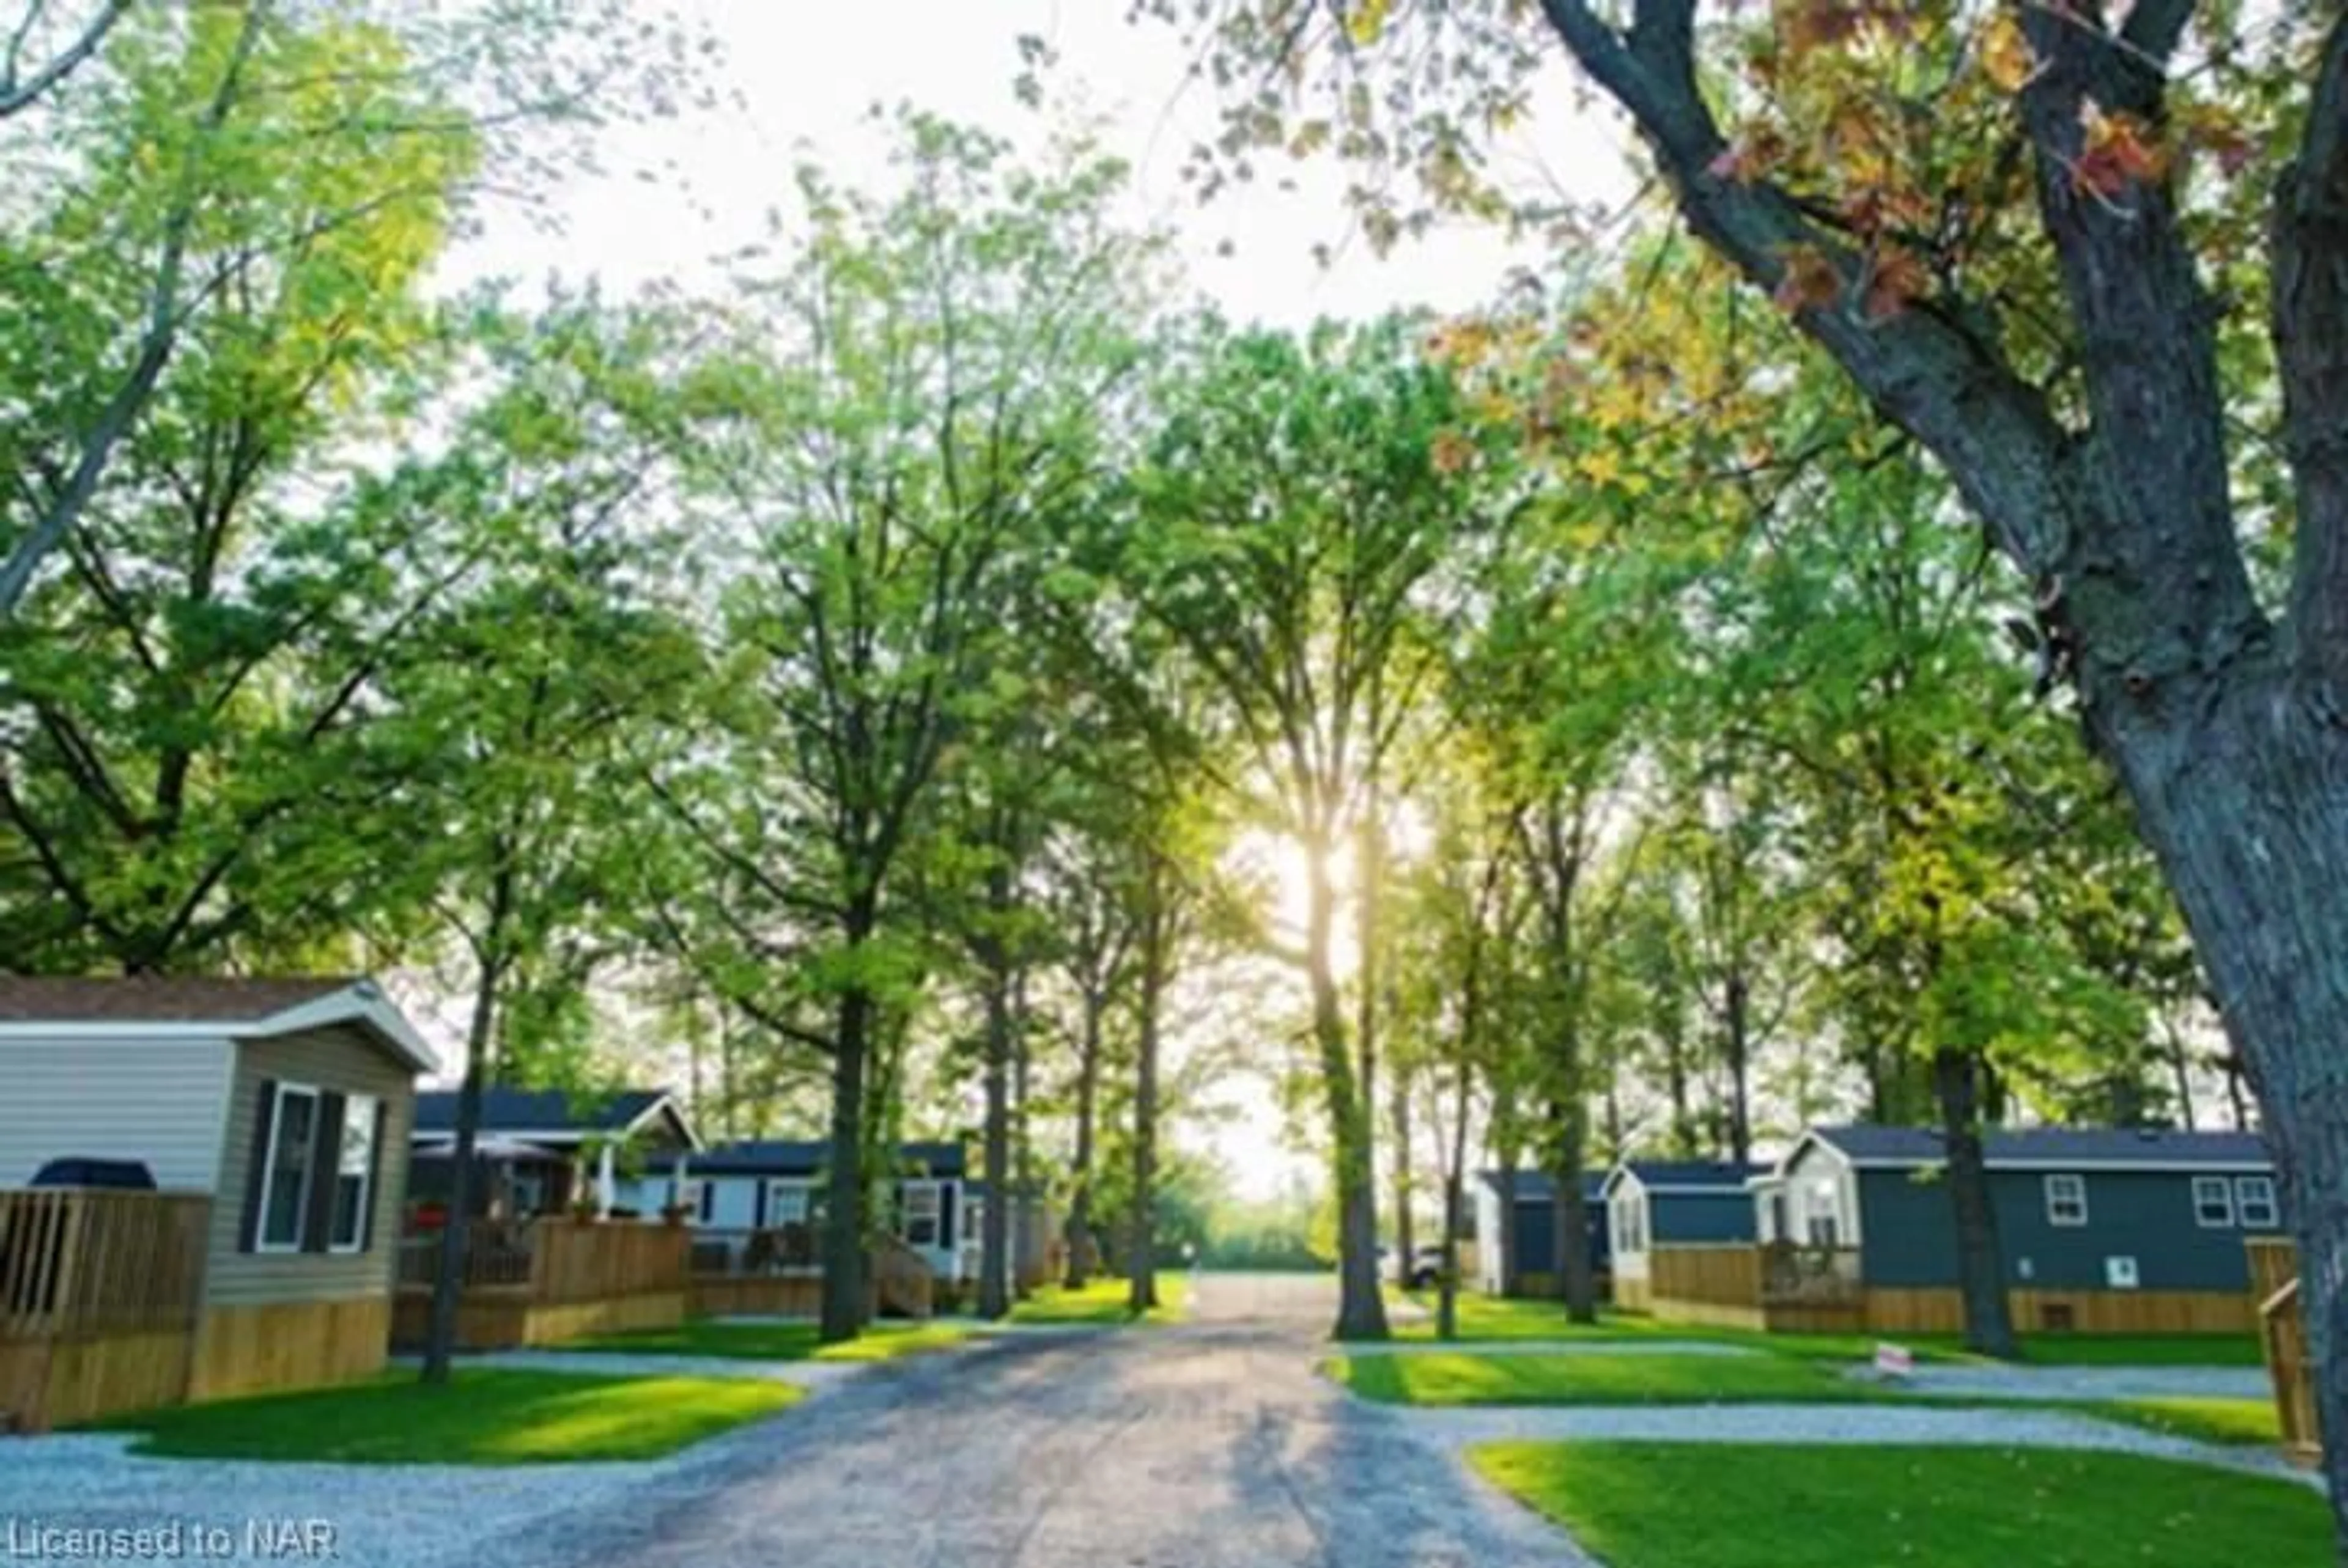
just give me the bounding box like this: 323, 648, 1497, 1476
1653, 1190, 1756, 1244
1507, 1197, 1609, 1276
1858, 1166, 2271, 1292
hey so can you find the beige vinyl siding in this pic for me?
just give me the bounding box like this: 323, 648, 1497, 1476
0, 1032, 235, 1190
205, 1025, 417, 1308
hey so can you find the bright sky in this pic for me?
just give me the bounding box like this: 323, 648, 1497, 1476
456, 1, 1637, 328
446, 2, 1637, 1204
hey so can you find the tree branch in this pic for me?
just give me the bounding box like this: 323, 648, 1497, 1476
0, 0, 128, 119
2278, 10, 2348, 682
1537, 0, 2078, 583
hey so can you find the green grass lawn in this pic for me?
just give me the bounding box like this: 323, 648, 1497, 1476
1396, 1292, 2261, 1368
567, 1317, 970, 1362
2067, 1395, 2284, 1446
1331, 1351, 1877, 1407
100, 1370, 799, 1463
1006, 1271, 1189, 1325
1469, 1442, 2330, 1568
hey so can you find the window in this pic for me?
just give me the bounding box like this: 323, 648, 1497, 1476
2237, 1176, 2280, 1229
901, 1183, 941, 1247
2191, 1175, 2235, 1229
1803, 1181, 1842, 1249
2043, 1174, 2089, 1228
328, 1094, 377, 1253
764, 1181, 810, 1226
257, 1084, 320, 1251
1611, 1196, 1646, 1254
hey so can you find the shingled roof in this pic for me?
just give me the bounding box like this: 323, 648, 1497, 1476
1804, 1124, 2272, 1170
413, 1086, 692, 1143
0, 975, 364, 1023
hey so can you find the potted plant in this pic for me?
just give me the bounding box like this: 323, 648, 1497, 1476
569, 1197, 600, 1224
660, 1202, 693, 1228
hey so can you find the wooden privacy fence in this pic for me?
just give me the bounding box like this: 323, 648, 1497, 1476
684, 1228, 933, 1320
392, 1218, 691, 1350
0, 1188, 212, 1432
2248, 1237, 2316, 1461
1650, 1244, 1762, 1309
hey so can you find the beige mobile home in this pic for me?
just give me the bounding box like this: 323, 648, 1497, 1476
0, 976, 433, 1430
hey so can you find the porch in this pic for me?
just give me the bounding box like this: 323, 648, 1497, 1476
0, 1188, 212, 1432
1634, 1242, 1866, 1333
392, 1216, 693, 1350
1637, 1240, 2259, 1338
685, 1226, 935, 1320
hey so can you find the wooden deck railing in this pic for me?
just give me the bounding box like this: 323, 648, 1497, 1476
395, 1218, 689, 1304
0, 1188, 210, 1340
1762, 1243, 1865, 1306
689, 1224, 821, 1278
2248, 1237, 2317, 1460
1648, 1243, 1764, 1309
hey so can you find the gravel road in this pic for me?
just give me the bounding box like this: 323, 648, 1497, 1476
0, 1274, 2304, 1568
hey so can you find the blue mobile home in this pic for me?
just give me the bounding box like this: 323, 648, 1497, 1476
1473, 1169, 1609, 1297
1752, 1124, 2278, 1334
1601, 1160, 1767, 1311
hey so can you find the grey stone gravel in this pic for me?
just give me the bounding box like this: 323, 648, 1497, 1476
1866, 1362, 2270, 1402
1378, 1397, 2320, 1489
1341, 1338, 1761, 1358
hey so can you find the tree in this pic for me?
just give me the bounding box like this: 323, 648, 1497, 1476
385, 299, 704, 1385
664, 116, 1150, 1342
1118, 314, 1489, 1340
1153, 13, 2348, 1513
0, 0, 686, 619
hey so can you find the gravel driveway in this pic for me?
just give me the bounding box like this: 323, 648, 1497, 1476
0, 1276, 1593, 1568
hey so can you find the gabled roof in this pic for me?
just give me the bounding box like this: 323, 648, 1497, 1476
0, 974, 437, 1074
1475, 1169, 1608, 1202
1798, 1123, 2273, 1173
412, 1086, 698, 1148
1603, 1159, 1768, 1198
692, 1138, 966, 1179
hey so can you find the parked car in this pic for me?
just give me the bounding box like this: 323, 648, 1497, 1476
1401, 1244, 1450, 1289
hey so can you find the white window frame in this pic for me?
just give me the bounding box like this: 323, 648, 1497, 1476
901, 1182, 942, 1247
2190, 1174, 2235, 1229
328, 1092, 377, 1254
764, 1180, 811, 1226
1802, 1179, 1842, 1249
2043, 1173, 2089, 1228
2236, 1175, 2280, 1229
257, 1083, 322, 1254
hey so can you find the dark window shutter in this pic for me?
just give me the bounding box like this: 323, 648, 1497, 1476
698, 1179, 715, 1223
753, 1179, 768, 1229
357, 1099, 387, 1253
239, 1080, 279, 1253
939, 1181, 957, 1248
303, 1092, 347, 1253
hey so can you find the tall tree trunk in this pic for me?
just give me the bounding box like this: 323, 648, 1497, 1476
1128, 896, 1167, 1314
1011, 970, 1033, 1300
2162, 1016, 2197, 1132
978, 962, 1014, 1320
1065, 988, 1104, 1289
1390, 1061, 1414, 1288
1724, 969, 1754, 1167
1309, 834, 1388, 1341
1495, 1165, 1523, 1298
1934, 1047, 2017, 1359
818, 983, 871, 1344
1547, 1094, 1598, 1325
419, 963, 500, 1385
1437, 1059, 1472, 1341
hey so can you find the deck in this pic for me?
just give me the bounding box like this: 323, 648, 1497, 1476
0, 1188, 211, 1431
